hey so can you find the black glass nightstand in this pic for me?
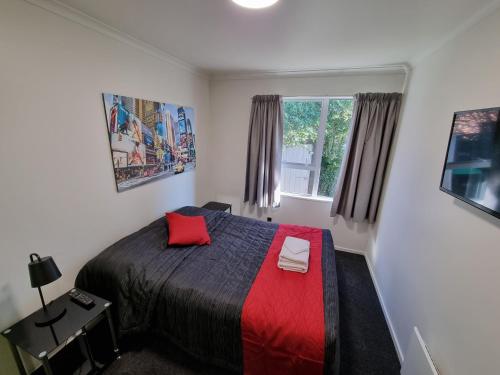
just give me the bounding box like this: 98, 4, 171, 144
2, 289, 120, 375
202, 201, 232, 213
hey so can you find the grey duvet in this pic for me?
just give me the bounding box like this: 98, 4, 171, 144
75, 206, 339, 374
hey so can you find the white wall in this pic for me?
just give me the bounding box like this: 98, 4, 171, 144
0, 0, 210, 372
208, 72, 406, 252
370, 8, 500, 375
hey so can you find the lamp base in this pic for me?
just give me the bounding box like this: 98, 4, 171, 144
34, 307, 67, 327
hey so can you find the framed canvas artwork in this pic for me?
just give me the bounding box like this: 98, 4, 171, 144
102, 93, 196, 192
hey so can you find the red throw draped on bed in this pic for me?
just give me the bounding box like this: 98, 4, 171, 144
241, 224, 325, 375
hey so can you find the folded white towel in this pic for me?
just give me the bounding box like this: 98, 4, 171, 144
279, 236, 310, 265
278, 258, 309, 273
278, 236, 310, 273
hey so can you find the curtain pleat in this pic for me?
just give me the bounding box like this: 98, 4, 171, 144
331, 93, 402, 223
244, 95, 283, 208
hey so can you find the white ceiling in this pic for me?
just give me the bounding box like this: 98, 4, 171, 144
56, 0, 496, 74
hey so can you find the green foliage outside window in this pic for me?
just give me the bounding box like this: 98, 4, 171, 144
283, 99, 353, 197
320, 99, 353, 196
283, 101, 321, 146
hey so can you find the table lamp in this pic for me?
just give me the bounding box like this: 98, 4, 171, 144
28, 253, 66, 327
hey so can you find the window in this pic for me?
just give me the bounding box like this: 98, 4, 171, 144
281, 97, 354, 199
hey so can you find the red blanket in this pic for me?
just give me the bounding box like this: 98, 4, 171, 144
241, 224, 325, 375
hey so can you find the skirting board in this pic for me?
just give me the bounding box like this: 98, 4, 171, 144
364, 255, 405, 363
335, 246, 404, 363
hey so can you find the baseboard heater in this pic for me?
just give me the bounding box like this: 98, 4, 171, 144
401, 327, 439, 375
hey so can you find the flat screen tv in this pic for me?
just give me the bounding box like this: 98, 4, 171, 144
440, 107, 500, 218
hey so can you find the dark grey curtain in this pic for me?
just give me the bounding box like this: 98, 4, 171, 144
331, 93, 402, 223
244, 95, 283, 208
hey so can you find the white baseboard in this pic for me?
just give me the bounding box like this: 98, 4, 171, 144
336, 245, 404, 363
364, 255, 405, 363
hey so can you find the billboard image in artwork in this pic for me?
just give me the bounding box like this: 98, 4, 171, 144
102, 93, 196, 192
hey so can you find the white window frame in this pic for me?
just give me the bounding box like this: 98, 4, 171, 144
281, 96, 353, 200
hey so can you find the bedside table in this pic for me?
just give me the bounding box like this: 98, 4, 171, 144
2, 289, 120, 375
202, 201, 232, 213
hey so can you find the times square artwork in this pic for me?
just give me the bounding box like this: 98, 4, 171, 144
102, 93, 196, 192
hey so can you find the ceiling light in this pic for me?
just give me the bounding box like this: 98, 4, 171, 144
232, 0, 279, 9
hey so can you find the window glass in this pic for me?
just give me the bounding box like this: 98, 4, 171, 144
318, 99, 354, 197
281, 100, 322, 196
281, 97, 353, 198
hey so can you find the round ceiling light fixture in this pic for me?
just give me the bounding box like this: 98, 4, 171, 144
232, 0, 279, 9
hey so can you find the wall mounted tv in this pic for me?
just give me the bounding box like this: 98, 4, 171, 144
440, 107, 500, 218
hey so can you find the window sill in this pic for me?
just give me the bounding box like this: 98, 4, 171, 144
280, 192, 333, 203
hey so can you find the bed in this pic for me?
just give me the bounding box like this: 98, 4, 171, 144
75, 206, 340, 374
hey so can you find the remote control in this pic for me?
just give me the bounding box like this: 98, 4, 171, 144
69, 289, 95, 309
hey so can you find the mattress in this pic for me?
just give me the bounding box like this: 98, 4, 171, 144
75, 206, 339, 374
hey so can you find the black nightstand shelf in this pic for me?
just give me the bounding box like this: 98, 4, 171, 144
202, 201, 232, 213
2, 289, 120, 375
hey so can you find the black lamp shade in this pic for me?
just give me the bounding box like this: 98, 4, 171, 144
29, 254, 62, 288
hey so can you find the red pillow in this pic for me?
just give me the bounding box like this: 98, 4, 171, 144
166, 212, 211, 246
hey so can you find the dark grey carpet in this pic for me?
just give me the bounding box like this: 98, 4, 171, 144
336, 251, 400, 375
103, 251, 400, 375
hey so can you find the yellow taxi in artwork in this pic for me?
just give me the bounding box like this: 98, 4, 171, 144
174, 162, 185, 174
